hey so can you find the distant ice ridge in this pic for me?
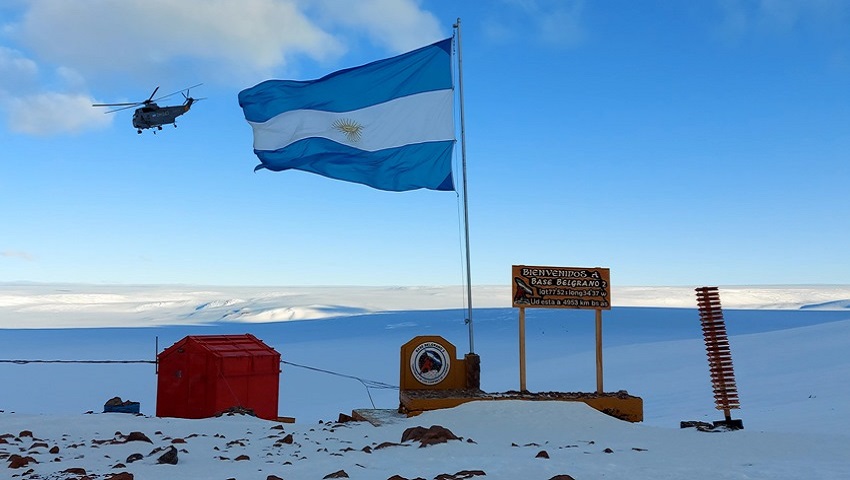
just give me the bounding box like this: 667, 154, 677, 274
800, 299, 850, 310
612, 285, 850, 310
1, 283, 849, 328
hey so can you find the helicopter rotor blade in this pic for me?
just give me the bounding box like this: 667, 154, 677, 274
182, 84, 204, 99
151, 83, 203, 104
146, 86, 160, 103
92, 101, 145, 114
91, 84, 203, 113
102, 103, 144, 114
92, 102, 141, 107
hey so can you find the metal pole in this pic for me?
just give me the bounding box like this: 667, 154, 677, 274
454, 18, 475, 354
519, 307, 527, 391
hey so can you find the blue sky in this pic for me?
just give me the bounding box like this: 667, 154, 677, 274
1, 0, 849, 287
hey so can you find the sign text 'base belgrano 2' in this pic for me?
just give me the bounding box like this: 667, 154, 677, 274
512, 265, 611, 310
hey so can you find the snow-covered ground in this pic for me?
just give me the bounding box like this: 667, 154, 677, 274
1, 283, 849, 479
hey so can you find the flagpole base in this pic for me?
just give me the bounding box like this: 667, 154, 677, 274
464, 353, 480, 390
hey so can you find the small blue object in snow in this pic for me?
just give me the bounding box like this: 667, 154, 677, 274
103, 402, 140, 414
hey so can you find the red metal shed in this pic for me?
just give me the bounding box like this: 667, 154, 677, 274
156, 334, 280, 420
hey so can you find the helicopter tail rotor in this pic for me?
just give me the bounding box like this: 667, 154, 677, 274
182, 95, 207, 111
182, 89, 206, 105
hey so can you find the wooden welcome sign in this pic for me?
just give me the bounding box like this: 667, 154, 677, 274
512, 265, 611, 309
512, 265, 611, 393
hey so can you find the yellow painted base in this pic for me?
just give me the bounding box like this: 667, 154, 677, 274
399, 390, 643, 423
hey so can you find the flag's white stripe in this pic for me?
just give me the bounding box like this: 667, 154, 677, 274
249, 89, 454, 152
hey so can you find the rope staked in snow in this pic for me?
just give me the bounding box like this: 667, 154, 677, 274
0, 358, 399, 409
0, 358, 399, 389
0, 359, 156, 364
280, 359, 399, 409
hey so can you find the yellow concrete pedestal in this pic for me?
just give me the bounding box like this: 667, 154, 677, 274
399, 389, 643, 423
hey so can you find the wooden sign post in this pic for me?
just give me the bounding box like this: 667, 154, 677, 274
519, 306, 527, 390
595, 308, 603, 394
512, 265, 611, 394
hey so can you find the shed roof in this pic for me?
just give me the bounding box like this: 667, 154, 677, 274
161, 334, 279, 358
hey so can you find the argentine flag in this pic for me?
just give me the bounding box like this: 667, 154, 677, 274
238, 38, 455, 192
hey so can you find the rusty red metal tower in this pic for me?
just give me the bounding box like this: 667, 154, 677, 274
695, 286, 743, 430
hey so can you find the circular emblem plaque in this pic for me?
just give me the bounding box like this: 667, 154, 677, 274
409, 341, 451, 386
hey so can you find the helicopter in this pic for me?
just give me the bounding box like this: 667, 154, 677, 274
93, 84, 203, 134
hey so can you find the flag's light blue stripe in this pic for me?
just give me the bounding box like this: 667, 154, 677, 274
249, 89, 454, 152
239, 38, 452, 122
254, 138, 455, 192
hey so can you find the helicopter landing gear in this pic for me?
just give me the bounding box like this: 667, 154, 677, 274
137, 129, 142, 134
157, 126, 162, 130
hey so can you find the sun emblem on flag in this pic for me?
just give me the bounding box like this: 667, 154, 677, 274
332, 118, 364, 143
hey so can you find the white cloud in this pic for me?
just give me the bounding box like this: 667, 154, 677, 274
11, 0, 443, 84
483, 0, 585, 48
0, 50, 106, 135
717, 0, 751, 39
0, 0, 445, 135
1, 250, 36, 261
311, 0, 446, 53
15, 0, 345, 84
0, 46, 38, 93
758, 0, 848, 28
536, 2, 584, 46
717, 0, 850, 39
6, 92, 112, 135
56, 66, 86, 91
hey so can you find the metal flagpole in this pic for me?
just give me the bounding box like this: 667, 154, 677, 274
454, 18, 474, 354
